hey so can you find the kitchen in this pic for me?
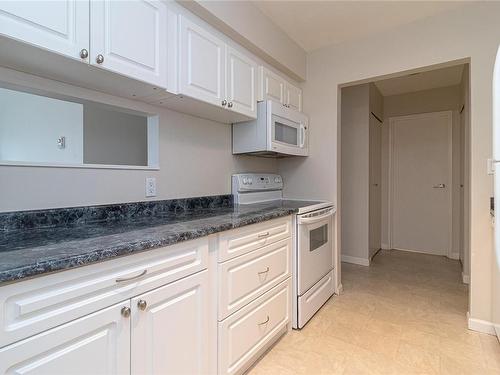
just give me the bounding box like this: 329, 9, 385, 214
0, 1, 499, 374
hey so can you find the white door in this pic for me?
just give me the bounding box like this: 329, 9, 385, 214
259, 67, 285, 104
285, 82, 302, 112
226, 46, 257, 118
369, 115, 382, 258
179, 15, 225, 107
131, 270, 210, 375
0, 0, 89, 61
0, 302, 130, 374
90, 0, 167, 87
390, 111, 452, 255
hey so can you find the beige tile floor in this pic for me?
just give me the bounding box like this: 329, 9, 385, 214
249, 249, 500, 375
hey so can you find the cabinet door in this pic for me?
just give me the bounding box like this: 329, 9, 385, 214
131, 270, 210, 375
90, 0, 167, 88
0, 0, 89, 61
285, 82, 303, 112
0, 302, 130, 375
226, 46, 257, 118
259, 66, 285, 104
179, 15, 225, 107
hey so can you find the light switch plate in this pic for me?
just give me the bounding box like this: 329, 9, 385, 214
145, 177, 156, 197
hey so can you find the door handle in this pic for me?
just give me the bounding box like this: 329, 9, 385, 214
433, 184, 446, 188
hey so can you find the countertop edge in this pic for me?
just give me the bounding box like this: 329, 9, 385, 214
0, 208, 297, 286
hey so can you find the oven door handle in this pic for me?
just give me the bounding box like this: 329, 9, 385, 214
297, 209, 334, 225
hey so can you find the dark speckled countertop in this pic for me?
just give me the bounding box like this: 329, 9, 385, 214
0, 195, 318, 285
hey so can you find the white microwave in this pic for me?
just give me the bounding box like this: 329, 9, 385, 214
232, 100, 309, 157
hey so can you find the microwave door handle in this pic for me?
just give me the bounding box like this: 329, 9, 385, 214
299, 124, 305, 148
298, 209, 334, 224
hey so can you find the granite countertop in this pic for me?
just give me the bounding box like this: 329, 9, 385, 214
0, 196, 311, 285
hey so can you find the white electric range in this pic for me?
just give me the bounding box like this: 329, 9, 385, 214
232, 173, 336, 329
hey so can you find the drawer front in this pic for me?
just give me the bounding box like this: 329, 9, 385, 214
218, 238, 291, 320
218, 216, 292, 262
0, 237, 208, 348
219, 279, 291, 375
297, 270, 334, 329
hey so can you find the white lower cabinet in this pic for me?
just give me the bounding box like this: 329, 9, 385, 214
0, 302, 131, 375
0, 217, 293, 375
131, 270, 210, 375
217, 217, 293, 375
219, 279, 291, 375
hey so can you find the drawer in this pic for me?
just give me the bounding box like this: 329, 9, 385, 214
218, 238, 291, 320
219, 279, 291, 375
0, 237, 208, 348
297, 270, 334, 329
218, 216, 292, 262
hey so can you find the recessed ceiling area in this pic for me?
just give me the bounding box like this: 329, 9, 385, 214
252, 1, 470, 52
373, 64, 465, 97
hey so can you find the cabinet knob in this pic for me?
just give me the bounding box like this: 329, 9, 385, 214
137, 299, 147, 311
79, 49, 89, 59
121, 306, 131, 318
221, 99, 227, 107
96, 54, 104, 64
227, 102, 233, 108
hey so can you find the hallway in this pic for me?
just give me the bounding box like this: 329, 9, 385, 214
249, 250, 500, 374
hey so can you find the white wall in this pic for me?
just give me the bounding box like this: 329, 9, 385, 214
0, 87, 83, 164
460, 66, 471, 283
278, 2, 500, 323
380, 85, 463, 259
0, 68, 276, 212
340, 84, 369, 263
83, 104, 148, 166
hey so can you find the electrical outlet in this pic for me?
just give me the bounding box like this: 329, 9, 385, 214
145, 177, 156, 197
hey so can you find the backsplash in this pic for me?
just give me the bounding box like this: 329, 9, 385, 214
0, 195, 232, 231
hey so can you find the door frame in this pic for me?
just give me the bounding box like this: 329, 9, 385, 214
388, 111, 453, 257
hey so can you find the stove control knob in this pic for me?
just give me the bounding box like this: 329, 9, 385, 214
248, 178, 253, 184
242, 177, 248, 185
274, 177, 281, 183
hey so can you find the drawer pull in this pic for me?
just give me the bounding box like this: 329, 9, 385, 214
116, 269, 147, 283
258, 232, 270, 238
258, 267, 270, 275
258, 315, 270, 325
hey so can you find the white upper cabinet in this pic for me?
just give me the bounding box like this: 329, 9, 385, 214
0, 0, 89, 61
0, 302, 130, 375
259, 66, 303, 112
131, 270, 211, 375
179, 15, 225, 107
285, 82, 302, 112
90, 0, 167, 88
226, 46, 257, 118
259, 66, 285, 104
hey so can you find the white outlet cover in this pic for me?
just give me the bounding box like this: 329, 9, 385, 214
145, 177, 156, 197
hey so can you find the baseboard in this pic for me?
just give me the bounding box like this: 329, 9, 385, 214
381, 243, 390, 250
462, 272, 470, 284
337, 283, 344, 295
341, 255, 370, 266
467, 312, 496, 335
449, 252, 460, 260
495, 324, 500, 340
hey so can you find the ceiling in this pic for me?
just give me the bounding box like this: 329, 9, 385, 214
373, 64, 465, 96
252, 1, 470, 52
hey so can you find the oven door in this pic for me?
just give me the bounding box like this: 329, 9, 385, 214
268, 101, 308, 156
297, 207, 334, 295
